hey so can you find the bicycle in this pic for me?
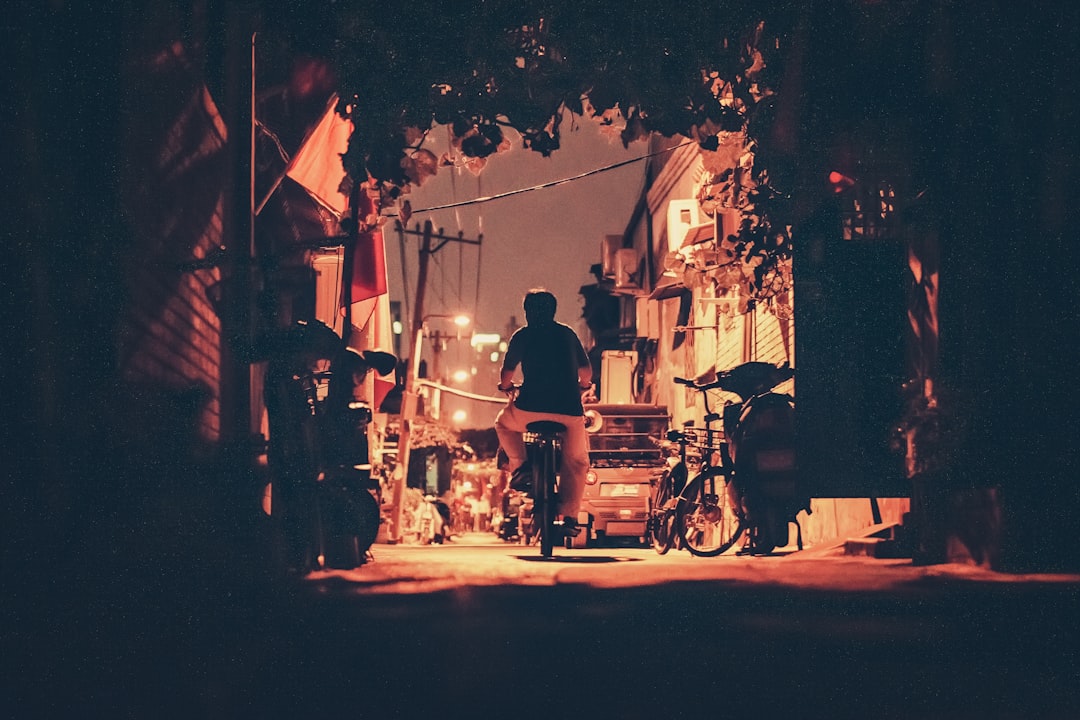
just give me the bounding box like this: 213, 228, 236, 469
668, 377, 744, 557
673, 363, 803, 556
647, 429, 690, 555
523, 420, 573, 557
673, 428, 744, 557
499, 383, 586, 558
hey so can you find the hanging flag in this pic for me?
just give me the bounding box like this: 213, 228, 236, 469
344, 187, 390, 330
284, 96, 388, 331
286, 96, 352, 216
348, 198, 395, 410
362, 293, 398, 412
283, 95, 397, 414
348, 277, 397, 412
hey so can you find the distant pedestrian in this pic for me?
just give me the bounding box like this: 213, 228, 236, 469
474, 495, 491, 532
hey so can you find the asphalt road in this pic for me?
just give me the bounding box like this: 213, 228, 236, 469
284, 535, 1080, 718
14, 533, 1080, 719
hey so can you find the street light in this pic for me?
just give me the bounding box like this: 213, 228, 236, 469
426, 314, 470, 384
389, 312, 471, 542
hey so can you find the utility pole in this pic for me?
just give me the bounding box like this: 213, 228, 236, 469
388, 220, 482, 542
388, 221, 433, 542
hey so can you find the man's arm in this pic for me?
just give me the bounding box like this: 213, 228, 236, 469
574, 330, 592, 388
498, 330, 521, 392
577, 362, 592, 389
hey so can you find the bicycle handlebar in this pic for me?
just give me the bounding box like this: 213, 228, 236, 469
674, 376, 725, 392
666, 426, 726, 450
498, 382, 596, 400
673, 362, 795, 401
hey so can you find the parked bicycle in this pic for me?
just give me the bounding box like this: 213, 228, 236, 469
644, 374, 742, 556
676, 361, 805, 555
678, 425, 747, 557
647, 428, 690, 554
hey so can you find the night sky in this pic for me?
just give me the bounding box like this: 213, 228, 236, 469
388, 117, 647, 341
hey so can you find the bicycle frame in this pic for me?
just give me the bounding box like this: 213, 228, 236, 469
672, 426, 743, 556
647, 428, 693, 554
502, 383, 590, 557
523, 421, 566, 558
674, 362, 802, 556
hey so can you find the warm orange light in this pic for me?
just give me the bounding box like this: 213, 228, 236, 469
829, 170, 855, 192
585, 470, 598, 485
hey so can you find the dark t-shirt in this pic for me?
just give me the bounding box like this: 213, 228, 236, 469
502, 321, 590, 416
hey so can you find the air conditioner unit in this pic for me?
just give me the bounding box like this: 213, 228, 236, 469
311, 251, 345, 334
636, 296, 659, 339
601, 234, 622, 278
666, 199, 700, 252
614, 248, 641, 289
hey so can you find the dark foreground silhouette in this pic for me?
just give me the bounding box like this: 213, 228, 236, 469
11, 557, 1080, 719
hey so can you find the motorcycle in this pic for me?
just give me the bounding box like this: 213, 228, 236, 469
254, 323, 397, 572
496, 490, 524, 542
411, 494, 447, 545
713, 361, 805, 554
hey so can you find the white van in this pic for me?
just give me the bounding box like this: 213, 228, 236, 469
570, 404, 670, 548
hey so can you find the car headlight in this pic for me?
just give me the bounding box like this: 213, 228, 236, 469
585, 470, 598, 485
584, 409, 603, 433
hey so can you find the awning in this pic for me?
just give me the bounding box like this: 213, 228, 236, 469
680, 221, 715, 248
648, 271, 689, 300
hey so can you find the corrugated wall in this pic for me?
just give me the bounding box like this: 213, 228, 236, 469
116, 10, 228, 458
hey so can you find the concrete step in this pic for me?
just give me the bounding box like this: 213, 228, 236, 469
794, 520, 910, 558
844, 536, 908, 559
841, 521, 911, 558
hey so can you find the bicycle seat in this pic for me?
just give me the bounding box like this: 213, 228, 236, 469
526, 421, 567, 435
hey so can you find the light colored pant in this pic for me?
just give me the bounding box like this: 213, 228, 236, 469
494, 403, 590, 518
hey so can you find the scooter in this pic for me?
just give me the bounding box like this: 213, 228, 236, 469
412, 495, 446, 545
496, 491, 523, 542
714, 361, 805, 554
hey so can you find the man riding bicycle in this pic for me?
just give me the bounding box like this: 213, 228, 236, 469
495, 290, 593, 532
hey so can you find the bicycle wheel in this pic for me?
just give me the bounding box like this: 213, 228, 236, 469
650, 462, 687, 555
652, 511, 677, 555
649, 469, 677, 554
314, 482, 380, 568
676, 470, 743, 557
537, 444, 556, 557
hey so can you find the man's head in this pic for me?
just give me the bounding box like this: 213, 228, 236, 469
523, 289, 557, 325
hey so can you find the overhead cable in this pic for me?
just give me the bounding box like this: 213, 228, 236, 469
389, 139, 697, 216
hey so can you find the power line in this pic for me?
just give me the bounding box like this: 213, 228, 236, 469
388, 139, 696, 216
473, 173, 485, 322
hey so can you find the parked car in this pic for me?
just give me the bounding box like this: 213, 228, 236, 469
569, 404, 670, 548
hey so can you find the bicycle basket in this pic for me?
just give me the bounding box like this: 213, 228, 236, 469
679, 426, 726, 452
